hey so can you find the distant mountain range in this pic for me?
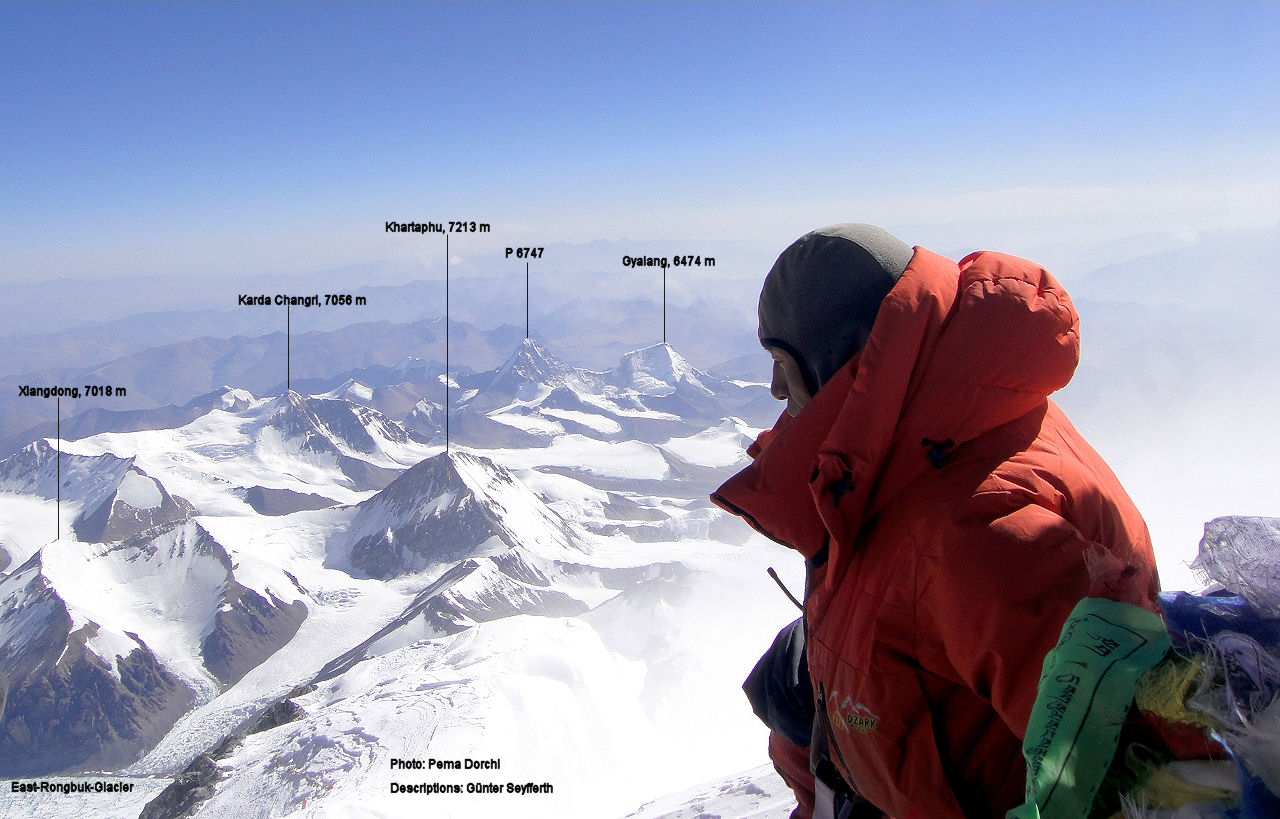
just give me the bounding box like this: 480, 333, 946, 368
0, 337, 797, 819
7, 222, 1277, 454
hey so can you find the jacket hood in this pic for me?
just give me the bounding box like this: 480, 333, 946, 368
715, 247, 1080, 571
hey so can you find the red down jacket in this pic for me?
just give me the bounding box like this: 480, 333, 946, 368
712, 247, 1161, 819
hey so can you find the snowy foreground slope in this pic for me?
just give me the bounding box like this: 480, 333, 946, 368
624, 764, 795, 819
0, 341, 803, 819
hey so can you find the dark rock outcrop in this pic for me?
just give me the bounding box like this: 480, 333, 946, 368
0, 560, 197, 777
201, 583, 307, 687
242, 485, 338, 516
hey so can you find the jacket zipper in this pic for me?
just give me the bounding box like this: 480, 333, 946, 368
816, 679, 855, 782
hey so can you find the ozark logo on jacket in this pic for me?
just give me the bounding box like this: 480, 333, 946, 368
828, 690, 880, 734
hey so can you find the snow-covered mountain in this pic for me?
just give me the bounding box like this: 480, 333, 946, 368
465, 337, 594, 412
268, 391, 409, 456
0, 549, 197, 778
0, 339, 795, 819
0, 441, 196, 560
262, 391, 413, 490
453, 340, 772, 458
336, 450, 581, 579
0, 440, 135, 512
0, 520, 305, 779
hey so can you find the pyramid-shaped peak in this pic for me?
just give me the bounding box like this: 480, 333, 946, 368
467, 339, 580, 410
379, 449, 515, 501
619, 342, 691, 372
263, 389, 312, 424
613, 343, 709, 396
261, 390, 308, 414
497, 338, 572, 379
340, 448, 578, 579
394, 447, 470, 480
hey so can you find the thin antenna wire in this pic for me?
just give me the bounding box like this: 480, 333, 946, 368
767, 567, 804, 611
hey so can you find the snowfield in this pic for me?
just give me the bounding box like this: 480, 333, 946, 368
0, 342, 796, 819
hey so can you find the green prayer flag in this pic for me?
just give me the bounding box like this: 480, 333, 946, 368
1007, 597, 1171, 819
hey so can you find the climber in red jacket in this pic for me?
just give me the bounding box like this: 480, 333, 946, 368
712, 224, 1162, 819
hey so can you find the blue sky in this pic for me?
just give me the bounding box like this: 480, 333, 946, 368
3, 1, 1278, 281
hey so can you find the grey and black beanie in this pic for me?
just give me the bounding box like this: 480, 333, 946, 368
758, 223, 913, 393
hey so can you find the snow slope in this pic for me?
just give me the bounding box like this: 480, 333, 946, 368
0, 340, 793, 819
